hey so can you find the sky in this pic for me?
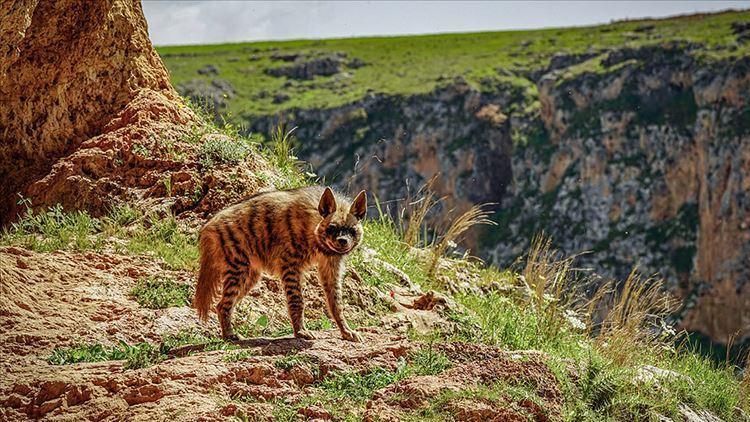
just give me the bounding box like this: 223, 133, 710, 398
142, 1, 750, 46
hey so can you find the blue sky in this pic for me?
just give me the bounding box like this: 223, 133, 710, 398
142, 1, 750, 46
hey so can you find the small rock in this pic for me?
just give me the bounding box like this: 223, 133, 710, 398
3, 394, 25, 408
679, 403, 723, 422
66, 386, 92, 406
272, 92, 290, 104
221, 403, 239, 417
123, 384, 164, 405
635, 365, 690, 386
197, 64, 219, 75
35, 380, 67, 405
348, 57, 366, 68
298, 405, 332, 420
265, 54, 344, 80
288, 365, 315, 386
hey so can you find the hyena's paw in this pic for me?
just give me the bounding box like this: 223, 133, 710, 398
295, 330, 317, 340
341, 328, 363, 342
222, 333, 240, 342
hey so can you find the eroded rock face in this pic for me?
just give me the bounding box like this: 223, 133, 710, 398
511, 45, 750, 344
247, 43, 750, 345
0, 0, 176, 221
251, 80, 515, 250
0, 0, 272, 224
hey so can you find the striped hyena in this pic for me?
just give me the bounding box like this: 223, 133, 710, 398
193, 186, 366, 342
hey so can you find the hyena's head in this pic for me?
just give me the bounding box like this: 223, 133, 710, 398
315, 187, 366, 255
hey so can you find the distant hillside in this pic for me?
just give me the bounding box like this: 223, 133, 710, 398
158, 10, 750, 117
158, 9, 750, 349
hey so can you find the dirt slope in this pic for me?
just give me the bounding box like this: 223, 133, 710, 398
0, 246, 562, 421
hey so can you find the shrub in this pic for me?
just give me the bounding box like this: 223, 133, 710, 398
198, 135, 253, 167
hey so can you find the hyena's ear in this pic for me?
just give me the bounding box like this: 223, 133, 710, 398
350, 190, 367, 220
318, 187, 337, 217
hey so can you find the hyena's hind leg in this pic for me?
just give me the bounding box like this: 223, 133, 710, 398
217, 267, 260, 340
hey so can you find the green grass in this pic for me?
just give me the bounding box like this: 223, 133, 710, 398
319, 365, 406, 403
274, 353, 315, 370
158, 10, 750, 119
407, 381, 551, 421
130, 276, 192, 309
1, 204, 103, 252
47, 342, 163, 370
350, 215, 432, 289
47, 330, 241, 369
198, 134, 255, 168
123, 215, 199, 270
224, 349, 256, 362
1, 205, 200, 271
445, 290, 747, 421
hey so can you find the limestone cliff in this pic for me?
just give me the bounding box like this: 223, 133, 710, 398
247, 41, 750, 345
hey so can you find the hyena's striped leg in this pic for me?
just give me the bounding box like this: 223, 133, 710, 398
318, 256, 362, 342
217, 268, 259, 340
282, 265, 315, 340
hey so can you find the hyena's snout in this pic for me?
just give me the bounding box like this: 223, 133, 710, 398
336, 235, 352, 249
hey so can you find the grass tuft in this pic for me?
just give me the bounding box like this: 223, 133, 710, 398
1, 204, 102, 252
47, 342, 163, 369
130, 276, 192, 309
428, 203, 497, 276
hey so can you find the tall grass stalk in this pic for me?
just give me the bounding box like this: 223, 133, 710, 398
401, 175, 441, 247
595, 271, 677, 365
428, 203, 496, 277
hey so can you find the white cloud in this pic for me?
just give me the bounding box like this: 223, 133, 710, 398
142, 1, 750, 46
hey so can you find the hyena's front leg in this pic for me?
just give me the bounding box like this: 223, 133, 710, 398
318, 256, 362, 342
282, 265, 315, 340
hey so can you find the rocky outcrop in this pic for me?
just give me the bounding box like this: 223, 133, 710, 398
0, 245, 485, 421
265, 53, 346, 80
246, 42, 750, 345
0, 0, 272, 224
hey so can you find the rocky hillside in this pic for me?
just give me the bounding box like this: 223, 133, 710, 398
1, 1, 749, 421
159, 10, 750, 348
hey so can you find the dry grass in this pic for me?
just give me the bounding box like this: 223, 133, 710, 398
741, 373, 750, 411
428, 203, 496, 277
518, 234, 589, 341
511, 234, 679, 366
594, 270, 677, 365
400, 175, 441, 247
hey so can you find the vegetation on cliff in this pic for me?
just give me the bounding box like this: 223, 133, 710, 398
158, 10, 750, 117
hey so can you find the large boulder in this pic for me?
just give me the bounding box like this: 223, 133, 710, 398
0, 0, 273, 223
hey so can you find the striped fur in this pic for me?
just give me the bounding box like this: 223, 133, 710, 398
193, 186, 366, 342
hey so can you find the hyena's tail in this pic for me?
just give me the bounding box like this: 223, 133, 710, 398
194, 227, 222, 321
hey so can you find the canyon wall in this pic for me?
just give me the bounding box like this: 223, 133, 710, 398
248, 42, 750, 344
